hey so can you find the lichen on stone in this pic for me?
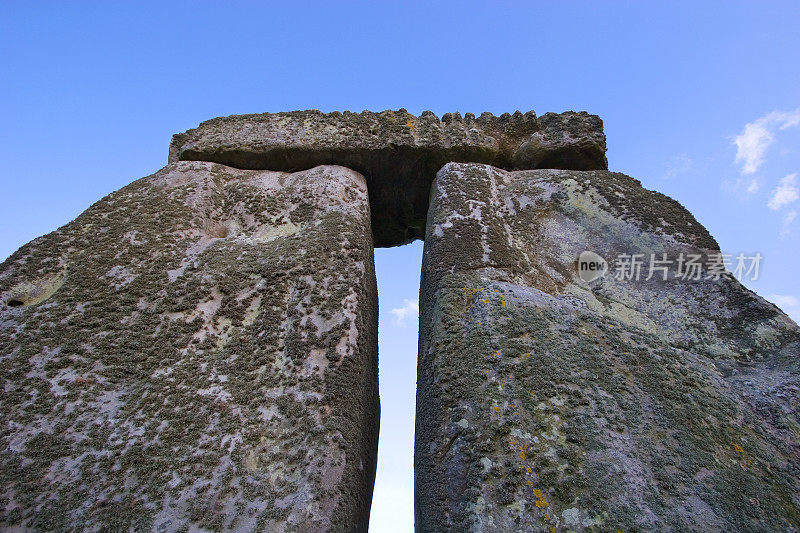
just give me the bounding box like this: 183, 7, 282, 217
415, 162, 800, 532
0, 162, 379, 532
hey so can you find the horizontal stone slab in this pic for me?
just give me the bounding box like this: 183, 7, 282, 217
169, 110, 607, 246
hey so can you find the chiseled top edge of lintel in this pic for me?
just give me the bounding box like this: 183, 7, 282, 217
169, 109, 607, 172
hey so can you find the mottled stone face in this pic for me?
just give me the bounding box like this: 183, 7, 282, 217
415, 163, 800, 532
0, 162, 378, 532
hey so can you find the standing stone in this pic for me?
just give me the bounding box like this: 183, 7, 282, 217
416, 163, 800, 531
0, 162, 378, 532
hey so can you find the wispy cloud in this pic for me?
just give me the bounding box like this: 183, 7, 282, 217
721, 177, 760, 197
734, 108, 800, 174
735, 120, 773, 174
663, 154, 692, 180
390, 299, 419, 327
768, 173, 799, 210
767, 294, 800, 323
780, 210, 797, 237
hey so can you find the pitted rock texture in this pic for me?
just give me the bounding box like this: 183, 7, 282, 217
169, 110, 607, 247
512, 112, 608, 171
415, 163, 800, 532
0, 162, 379, 532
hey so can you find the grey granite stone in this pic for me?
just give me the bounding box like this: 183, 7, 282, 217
0, 162, 379, 532
415, 162, 800, 532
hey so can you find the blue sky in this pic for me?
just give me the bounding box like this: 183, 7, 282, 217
2, 2, 799, 530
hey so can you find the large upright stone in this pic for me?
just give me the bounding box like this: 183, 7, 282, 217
0, 162, 379, 532
416, 163, 800, 531
169, 110, 607, 246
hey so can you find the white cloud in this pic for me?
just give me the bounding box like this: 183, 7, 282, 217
734, 108, 800, 174
780, 210, 797, 238
390, 299, 419, 327
767, 294, 800, 323
663, 154, 692, 180
721, 177, 760, 197
735, 121, 772, 174
768, 173, 799, 210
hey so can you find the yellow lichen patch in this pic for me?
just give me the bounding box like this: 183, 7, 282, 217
494, 405, 501, 412
732, 443, 744, 453
532, 488, 549, 508
484, 350, 502, 363
462, 286, 485, 312
491, 288, 508, 307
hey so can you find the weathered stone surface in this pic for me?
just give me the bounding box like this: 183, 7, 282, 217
0, 162, 379, 532
415, 163, 800, 531
512, 112, 608, 171
169, 110, 607, 247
